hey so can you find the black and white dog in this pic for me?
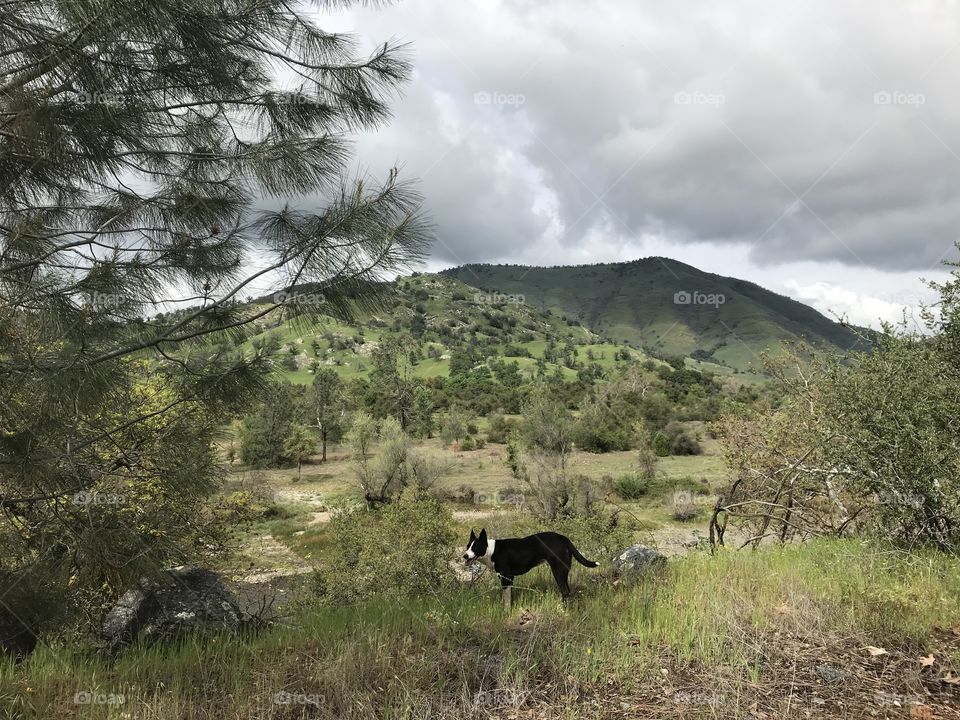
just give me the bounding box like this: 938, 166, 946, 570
463, 528, 599, 601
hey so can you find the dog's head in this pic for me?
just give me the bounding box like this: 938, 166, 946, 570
462, 528, 488, 566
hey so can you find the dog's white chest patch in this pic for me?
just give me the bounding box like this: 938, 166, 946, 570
479, 538, 496, 568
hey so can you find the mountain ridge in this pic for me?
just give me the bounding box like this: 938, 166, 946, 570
441, 257, 870, 370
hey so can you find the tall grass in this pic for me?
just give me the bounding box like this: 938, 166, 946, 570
3, 540, 958, 719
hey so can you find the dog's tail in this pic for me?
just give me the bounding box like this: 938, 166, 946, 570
568, 540, 600, 568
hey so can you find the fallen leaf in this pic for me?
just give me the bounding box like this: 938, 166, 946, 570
910, 704, 934, 720
919, 654, 935, 668
864, 646, 889, 657
943, 672, 960, 685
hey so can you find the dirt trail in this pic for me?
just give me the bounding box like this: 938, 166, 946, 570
239, 532, 312, 584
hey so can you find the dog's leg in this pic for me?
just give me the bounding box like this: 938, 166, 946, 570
549, 560, 572, 601
500, 575, 513, 612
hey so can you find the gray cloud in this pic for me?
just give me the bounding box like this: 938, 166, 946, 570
330, 0, 960, 274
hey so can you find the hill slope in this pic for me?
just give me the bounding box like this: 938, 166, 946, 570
442, 258, 868, 370
239, 274, 656, 385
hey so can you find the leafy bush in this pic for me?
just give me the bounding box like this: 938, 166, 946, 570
662, 421, 702, 456
314, 489, 457, 602
350, 416, 444, 505
486, 414, 520, 444
652, 432, 670, 457
614, 474, 651, 500
552, 508, 633, 563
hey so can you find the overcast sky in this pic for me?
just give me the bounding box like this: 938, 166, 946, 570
320, 0, 960, 329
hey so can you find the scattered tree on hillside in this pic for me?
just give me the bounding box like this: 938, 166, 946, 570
283, 425, 315, 482
350, 417, 443, 507
311, 369, 347, 462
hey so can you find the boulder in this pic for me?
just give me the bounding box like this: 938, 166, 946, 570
612, 544, 667, 575
101, 567, 242, 651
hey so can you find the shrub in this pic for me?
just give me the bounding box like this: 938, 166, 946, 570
671, 492, 700, 521
314, 489, 457, 602
652, 432, 670, 457
614, 474, 650, 500
552, 508, 633, 563
486, 414, 520, 444
666, 422, 702, 456
460, 435, 476, 451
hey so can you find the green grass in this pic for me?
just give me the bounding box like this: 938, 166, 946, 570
6, 540, 959, 719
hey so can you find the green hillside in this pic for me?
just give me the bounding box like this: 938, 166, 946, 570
237, 273, 657, 385
442, 258, 869, 371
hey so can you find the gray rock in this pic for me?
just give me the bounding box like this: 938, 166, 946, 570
101, 567, 242, 651
612, 545, 667, 574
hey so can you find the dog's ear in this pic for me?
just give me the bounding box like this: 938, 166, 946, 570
478, 528, 487, 542
469, 528, 476, 542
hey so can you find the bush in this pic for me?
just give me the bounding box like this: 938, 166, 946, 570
460, 435, 475, 451
614, 474, 650, 500
314, 489, 457, 603
219, 489, 285, 523
671, 492, 700, 521
552, 508, 633, 563
652, 432, 670, 457
486, 413, 520, 444
662, 421, 702, 456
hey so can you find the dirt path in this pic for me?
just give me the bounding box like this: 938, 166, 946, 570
239, 532, 312, 584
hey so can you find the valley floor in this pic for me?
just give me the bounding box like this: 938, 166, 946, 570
5, 440, 959, 719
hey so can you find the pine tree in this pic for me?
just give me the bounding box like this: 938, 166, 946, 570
0, 0, 431, 625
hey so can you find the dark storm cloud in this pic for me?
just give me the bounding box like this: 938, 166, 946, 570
335, 0, 960, 272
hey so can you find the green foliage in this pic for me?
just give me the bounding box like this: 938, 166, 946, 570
443, 260, 866, 370
283, 424, 315, 480
614, 474, 651, 500
486, 414, 521, 444
652, 432, 670, 457
314, 489, 457, 603
719, 261, 960, 550
351, 416, 443, 505
662, 421, 702, 456
310, 368, 347, 460
239, 384, 300, 468
0, 0, 430, 635
439, 405, 471, 447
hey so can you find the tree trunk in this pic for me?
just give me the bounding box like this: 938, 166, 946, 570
322, 431, 328, 462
